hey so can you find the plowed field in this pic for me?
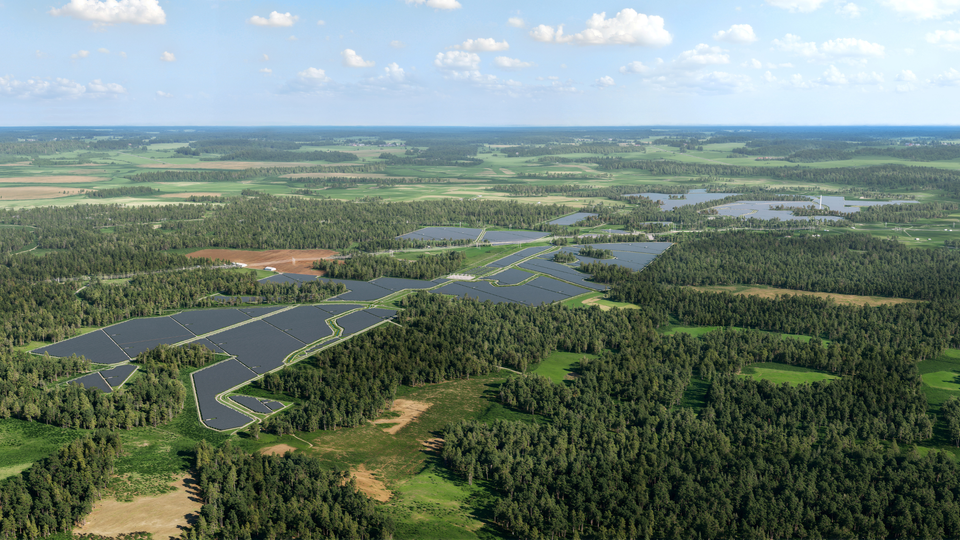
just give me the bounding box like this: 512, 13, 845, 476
188, 248, 337, 275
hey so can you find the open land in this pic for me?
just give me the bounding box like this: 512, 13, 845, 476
688, 284, 920, 307
188, 248, 338, 274
76, 474, 202, 540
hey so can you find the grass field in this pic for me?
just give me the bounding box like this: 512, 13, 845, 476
0, 419, 85, 480
738, 362, 839, 385
688, 284, 921, 307
531, 350, 596, 383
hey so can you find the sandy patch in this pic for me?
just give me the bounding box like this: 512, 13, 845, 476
372, 399, 432, 435
350, 464, 391, 502
422, 438, 444, 455
582, 297, 613, 311
260, 443, 297, 456
187, 248, 338, 275
688, 285, 920, 307
139, 161, 342, 170
159, 192, 222, 198
499, 168, 516, 175
0, 175, 103, 184
0, 186, 88, 200
75, 474, 202, 540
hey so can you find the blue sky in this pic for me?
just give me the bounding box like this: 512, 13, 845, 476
1, 0, 959, 125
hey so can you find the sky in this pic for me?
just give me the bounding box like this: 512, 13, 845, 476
1, 0, 960, 126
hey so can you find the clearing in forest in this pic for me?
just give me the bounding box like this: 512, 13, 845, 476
159, 192, 222, 198
0, 175, 103, 183
260, 443, 297, 456
739, 363, 839, 385
0, 186, 88, 200
688, 285, 919, 307
139, 161, 332, 169
372, 400, 433, 435
350, 464, 392, 502
187, 248, 338, 275
75, 474, 202, 540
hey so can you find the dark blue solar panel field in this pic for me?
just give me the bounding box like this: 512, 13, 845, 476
33, 330, 130, 365
488, 268, 535, 285
261, 306, 334, 344
489, 246, 552, 267
230, 395, 273, 414
398, 227, 483, 242
481, 230, 549, 243
172, 308, 251, 336
192, 359, 256, 431
549, 212, 597, 226
69, 372, 112, 393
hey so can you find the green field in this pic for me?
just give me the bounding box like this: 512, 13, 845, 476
531, 350, 596, 383
0, 420, 85, 480
738, 363, 839, 385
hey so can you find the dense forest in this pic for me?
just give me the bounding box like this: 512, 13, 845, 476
313, 251, 464, 280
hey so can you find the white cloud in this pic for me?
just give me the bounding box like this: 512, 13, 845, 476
507, 17, 525, 28
87, 79, 125, 94
71, 50, 90, 59
156, 90, 172, 98
249, 11, 298, 27
342, 49, 375, 68
451, 38, 509, 52
48, 0, 166, 25
434, 51, 480, 70
594, 75, 616, 87
620, 60, 651, 73
160, 51, 175, 62
288, 35, 297, 41
676, 44, 729, 66
390, 40, 406, 48
743, 58, 763, 69
280, 67, 333, 93
897, 69, 917, 81
765, 0, 828, 12
931, 67, 960, 85
260, 68, 272, 74
822, 65, 849, 85
35, 50, 48, 59
530, 9, 672, 47
317, 19, 325, 26
97, 48, 110, 54
763, 70, 778, 82
837, 3, 862, 17
649, 71, 752, 94
773, 34, 884, 62
405, 0, 462, 10
379, 62, 407, 83
881, 0, 960, 19
494, 56, 534, 70
786, 74, 814, 89
848, 71, 884, 84
119, 51, 126, 58
714, 24, 757, 44
262, 54, 270, 61
0, 76, 87, 99
927, 29, 960, 43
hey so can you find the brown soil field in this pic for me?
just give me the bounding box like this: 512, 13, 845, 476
139, 161, 354, 170
187, 248, 338, 275
372, 399, 433, 435
75, 474, 202, 540
422, 438, 444, 455
499, 168, 516, 175
0, 186, 88, 200
688, 285, 920, 307
0, 162, 31, 167
159, 192, 222, 198
281, 173, 406, 179
582, 297, 613, 311
260, 443, 297, 456
350, 464, 391, 502
0, 175, 103, 184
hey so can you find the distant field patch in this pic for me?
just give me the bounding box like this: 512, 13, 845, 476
158, 192, 222, 198
582, 296, 641, 311
739, 363, 839, 385
140, 161, 345, 170
282, 172, 399, 179
75, 474, 202, 539
0, 186, 88, 200
689, 285, 919, 307
187, 248, 338, 275
0, 175, 103, 183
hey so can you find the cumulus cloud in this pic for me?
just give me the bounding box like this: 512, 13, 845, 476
451, 38, 509, 51
390, 40, 406, 48
317, 19, 325, 26
848, 71, 884, 84
494, 56, 534, 70
0, 76, 86, 99
87, 79, 126, 94
434, 51, 481, 70
764, 0, 828, 12
897, 69, 917, 81
927, 29, 960, 44
379, 62, 407, 83
260, 68, 272, 74
649, 71, 752, 94
743, 58, 763, 69
620, 60, 651, 73
280, 67, 333, 93
48, 0, 166, 25
507, 17, 525, 28
119, 51, 126, 58
341, 49, 375, 68
97, 48, 110, 54
530, 9, 672, 47
763, 71, 778, 83
249, 11, 298, 27
156, 90, 172, 98
594, 76, 616, 88
773, 34, 884, 62
160, 51, 175, 62
71, 50, 90, 59
881, 0, 960, 19
837, 3, 862, 17
405, 0, 462, 10
675, 44, 729, 66
714, 24, 757, 44
262, 54, 270, 61
931, 67, 960, 86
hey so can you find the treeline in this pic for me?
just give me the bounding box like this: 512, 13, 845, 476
258, 292, 661, 433
211, 149, 359, 162
134, 343, 217, 371
0, 349, 185, 430
0, 138, 141, 156
86, 186, 158, 199
125, 163, 386, 183
313, 251, 464, 281
619, 231, 960, 301
786, 145, 960, 163
181, 441, 394, 540
732, 139, 854, 157
790, 201, 959, 223
0, 432, 121, 539
579, 245, 613, 259
496, 144, 640, 157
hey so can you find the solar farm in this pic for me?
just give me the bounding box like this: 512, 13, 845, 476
32, 238, 671, 432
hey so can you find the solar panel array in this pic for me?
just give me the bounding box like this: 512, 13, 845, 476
192, 360, 256, 431
101, 364, 138, 387
261, 306, 334, 344
69, 372, 112, 393
488, 246, 552, 268
398, 227, 483, 242
433, 276, 587, 305
320, 278, 393, 301
172, 308, 251, 336
517, 259, 607, 290
230, 395, 273, 414
481, 230, 549, 244
208, 321, 305, 374
33, 330, 130, 365
553, 243, 672, 272
549, 212, 598, 226
487, 268, 535, 285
